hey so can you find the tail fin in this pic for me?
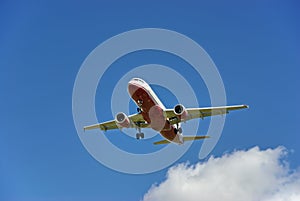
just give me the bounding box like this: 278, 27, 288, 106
153, 135, 209, 145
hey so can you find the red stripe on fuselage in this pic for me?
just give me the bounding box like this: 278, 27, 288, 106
128, 82, 180, 143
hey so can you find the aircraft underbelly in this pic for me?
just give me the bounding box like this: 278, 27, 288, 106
160, 129, 177, 140
128, 83, 180, 143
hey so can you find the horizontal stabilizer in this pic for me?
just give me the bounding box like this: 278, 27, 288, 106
153, 135, 209, 145
153, 139, 171, 145
183, 136, 210, 141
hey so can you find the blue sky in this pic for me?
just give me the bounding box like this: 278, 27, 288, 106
1, 1, 300, 200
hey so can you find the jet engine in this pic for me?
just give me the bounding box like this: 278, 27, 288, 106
174, 104, 189, 121
115, 112, 131, 128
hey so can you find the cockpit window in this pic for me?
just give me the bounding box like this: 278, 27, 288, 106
133, 78, 144, 83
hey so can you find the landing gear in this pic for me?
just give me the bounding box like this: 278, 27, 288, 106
174, 128, 182, 134
137, 107, 142, 113
137, 99, 143, 114
136, 132, 145, 139
174, 123, 182, 134
137, 99, 143, 107
136, 124, 144, 140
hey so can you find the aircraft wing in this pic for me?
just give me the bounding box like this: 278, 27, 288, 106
165, 104, 249, 125
84, 113, 148, 131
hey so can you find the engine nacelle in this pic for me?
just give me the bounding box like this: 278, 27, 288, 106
173, 104, 189, 121
115, 112, 131, 128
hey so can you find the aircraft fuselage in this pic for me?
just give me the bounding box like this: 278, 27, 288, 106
128, 78, 183, 144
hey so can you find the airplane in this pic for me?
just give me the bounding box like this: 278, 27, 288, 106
84, 78, 248, 145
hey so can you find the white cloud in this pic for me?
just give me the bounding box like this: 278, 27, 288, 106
143, 146, 300, 201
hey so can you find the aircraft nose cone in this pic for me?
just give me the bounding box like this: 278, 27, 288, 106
128, 82, 140, 96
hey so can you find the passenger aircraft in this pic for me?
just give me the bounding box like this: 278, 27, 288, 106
84, 78, 248, 145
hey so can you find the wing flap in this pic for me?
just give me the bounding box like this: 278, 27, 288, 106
84, 120, 118, 131
165, 104, 248, 124
84, 113, 148, 131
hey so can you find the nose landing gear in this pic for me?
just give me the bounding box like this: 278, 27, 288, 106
137, 99, 143, 114
137, 99, 143, 107
137, 107, 142, 113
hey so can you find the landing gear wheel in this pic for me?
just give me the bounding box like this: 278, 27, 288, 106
174, 127, 183, 134
136, 133, 144, 139
136, 123, 144, 140
137, 99, 143, 107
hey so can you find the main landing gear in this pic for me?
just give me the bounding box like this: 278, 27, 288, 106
174, 123, 182, 134
136, 126, 144, 139
136, 122, 144, 140
136, 132, 144, 139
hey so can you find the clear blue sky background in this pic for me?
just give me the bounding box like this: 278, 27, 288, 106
1, 1, 299, 200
